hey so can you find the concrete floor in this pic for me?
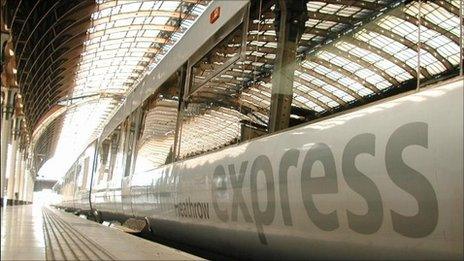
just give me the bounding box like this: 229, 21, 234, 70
1, 205, 200, 260
1, 205, 46, 260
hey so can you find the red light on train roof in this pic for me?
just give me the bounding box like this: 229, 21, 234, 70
210, 7, 220, 24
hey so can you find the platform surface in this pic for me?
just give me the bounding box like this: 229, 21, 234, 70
1, 205, 46, 260
1, 205, 200, 260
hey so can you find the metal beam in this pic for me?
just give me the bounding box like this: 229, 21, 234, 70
293, 76, 347, 106
268, 0, 308, 133
292, 86, 331, 110
324, 47, 400, 86
92, 10, 193, 27
262, 10, 360, 24
434, 0, 459, 16
367, 24, 453, 71
344, 37, 430, 78
307, 0, 387, 11
308, 56, 380, 93
297, 64, 363, 99
391, 10, 459, 45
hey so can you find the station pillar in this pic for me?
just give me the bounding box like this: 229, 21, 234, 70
22, 159, 32, 204
1, 87, 16, 205
17, 154, 26, 204
22, 170, 30, 204
6, 116, 21, 205
13, 150, 23, 204
27, 174, 35, 204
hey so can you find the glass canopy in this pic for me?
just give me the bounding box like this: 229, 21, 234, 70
44, 0, 462, 176
136, 0, 462, 167
39, 0, 210, 178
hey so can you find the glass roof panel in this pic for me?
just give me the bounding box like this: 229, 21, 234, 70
40, 0, 210, 178
407, 2, 460, 37
44, 0, 462, 178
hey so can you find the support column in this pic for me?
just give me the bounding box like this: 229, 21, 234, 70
22, 170, 29, 204
18, 154, 26, 204
14, 150, 23, 204
6, 116, 21, 205
28, 174, 35, 204
0, 115, 12, 205
268, 0, 308, 132
1, 88, 16, 205
22, 164, 35, 205
25, 162, 35, 205
21, 162, 28, 204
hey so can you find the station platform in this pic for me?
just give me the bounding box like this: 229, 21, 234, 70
1, 205, 200, 260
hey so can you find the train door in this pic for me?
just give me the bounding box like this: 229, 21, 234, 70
73, 160, 83, 210
81, 156, 91, 211
106, 128, 121, 214
71, 163, 79, 210
92, 139, 111, 214
121, 109, 142, 217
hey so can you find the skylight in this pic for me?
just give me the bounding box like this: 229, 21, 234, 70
38, 0, 210, 179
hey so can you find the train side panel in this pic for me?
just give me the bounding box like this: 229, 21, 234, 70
129, 78, 462, 259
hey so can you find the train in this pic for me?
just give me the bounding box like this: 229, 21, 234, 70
53, 1, 463, 259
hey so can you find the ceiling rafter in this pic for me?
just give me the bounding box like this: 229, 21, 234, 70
291, 86, 331, 110
15, 2, 94, 75
293, 76, 347, 106
434, 0, 459, 16
324, 47, 400, 86
18, 15, 90, 88
15, 0, 62, 65
21, 28, 87, 89
297, 65, 363, 100
13, 0, 43, 52
315, 0, 387, 11
308, 56, 380, 93
13, 1, 94, 131
23, 34, 87, 118
344, 37, 429, 78
390, 10, 459, 45
92, 10, 193, 26
27, 48, 84, 96
261, 10, 361, 24
366, 24, 454, 70
90, 23, 178, 37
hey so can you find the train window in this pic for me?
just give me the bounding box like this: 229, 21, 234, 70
188, 3, 249, 96
135, 96, 179, 172
176, 8, 268, 160
176, 96, 268, 159
190, 25, 245, 95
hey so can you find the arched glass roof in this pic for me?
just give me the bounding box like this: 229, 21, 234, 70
37, 0, 462, 174
39, 0, 211, 178
140, 0, 462, 163
219, 0, 461, 113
